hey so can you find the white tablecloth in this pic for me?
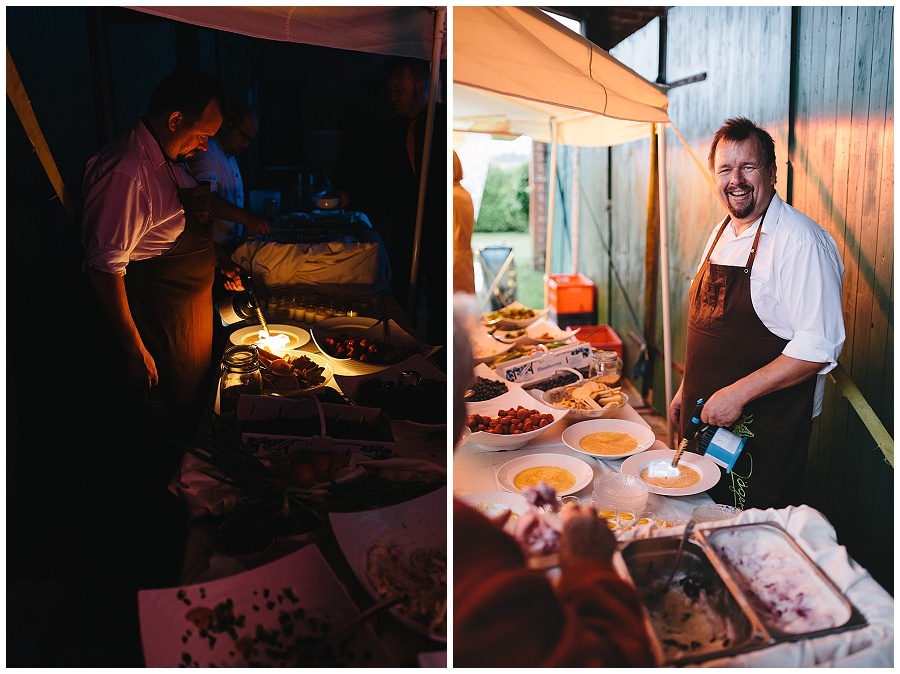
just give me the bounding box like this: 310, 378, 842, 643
453, 401, 712, 522
453, 403, 894, 667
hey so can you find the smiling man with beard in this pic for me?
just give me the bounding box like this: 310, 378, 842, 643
669, 117, 845, 510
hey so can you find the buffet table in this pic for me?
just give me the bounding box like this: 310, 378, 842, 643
453, 402, 894, 668
137, 289, 447, 667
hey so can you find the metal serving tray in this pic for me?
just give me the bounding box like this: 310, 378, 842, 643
617, 521, 867, 665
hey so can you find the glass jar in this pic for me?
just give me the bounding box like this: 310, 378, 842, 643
219, 344, 263, 415
590, 349, 622, 384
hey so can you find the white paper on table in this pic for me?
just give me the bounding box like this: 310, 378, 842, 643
138, 545, 396, 667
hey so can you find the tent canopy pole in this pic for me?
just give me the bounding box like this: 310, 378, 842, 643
407, 7, 446, 319
657, 122, 674, 446
543, 117, 559, 307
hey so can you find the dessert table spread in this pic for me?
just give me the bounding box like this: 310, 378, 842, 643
453, 402, 894, 667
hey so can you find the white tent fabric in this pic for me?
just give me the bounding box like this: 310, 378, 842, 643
454, 83, 659, 147
453, 6, 668, 142
132, 5, 447, 316
453, 5, 675, 424
130, 6, 445, 59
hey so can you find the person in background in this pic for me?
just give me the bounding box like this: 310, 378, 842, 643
188, 103, 270, 292
452, 294, 656, 667
669, 117, 845, 510
382, 57, 447, 351
453, 150, 476, 295
81, 66, 229, 437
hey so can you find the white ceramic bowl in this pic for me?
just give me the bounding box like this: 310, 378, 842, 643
261, 351, 334, 397
230, 323, 310, 357
483, 301, 550, 330
561, 418, 656, 461
540, 380, 629, 421
334, 353, 446, 429
470, 331, 514, 365
311, 316, 440, 375
464, 386, 569, 451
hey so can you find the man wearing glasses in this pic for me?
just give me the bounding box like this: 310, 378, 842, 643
189, 103, 270, 290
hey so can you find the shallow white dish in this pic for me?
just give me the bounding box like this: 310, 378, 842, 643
493, 319, 578, 345
561, 418, 655, 461
230, 323, 310, 354
621, 449, 721, 496
138, 545, 395, 667
470, 331, 513, 365
483, 301, 550, 330
329, 487, 447, 642
456, 491, 528, 535
541, 382, 629, 421
311, 317, 440, 375
334, 354, 446, 429
496, 452, 594, 497
464, 386, 568, 451
262, 351, 334, 396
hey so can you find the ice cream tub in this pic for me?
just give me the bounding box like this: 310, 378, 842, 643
697, 522, 867, 641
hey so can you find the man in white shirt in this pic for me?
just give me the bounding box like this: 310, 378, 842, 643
82, 67, 228, 432
669, 117, 845, 510
188, 104, 270, 287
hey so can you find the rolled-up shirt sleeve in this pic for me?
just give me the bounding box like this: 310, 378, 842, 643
777, 239, 845, 374
82, 167, 150, 275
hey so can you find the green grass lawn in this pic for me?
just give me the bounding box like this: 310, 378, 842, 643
471, 231, 545, 311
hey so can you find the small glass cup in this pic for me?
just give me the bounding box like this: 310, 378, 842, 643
559, 495, 581, 510
616, 509, 637, 528
692, 503, 741, 523
595, 503, 618, 521
656, 510, 677, 529
635, 510, 656, 528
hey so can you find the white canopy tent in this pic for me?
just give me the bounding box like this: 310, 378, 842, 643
131, 6, 447, 317
453, 5, 676, 426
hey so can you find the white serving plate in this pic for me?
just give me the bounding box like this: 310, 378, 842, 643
470, 331, 514, 364
496, 452, 594, 497
230, 323, 310, 354
463, 386, 569, 451
138, 545, 395, 667
492, 319, 578, 345
329, 487, 447, 642
456, 491, 528, 536
483, 301, 550, 330
621, 449, 721, 496
334, 353, 446, 429
561, 418, 656, 460
311, 317, 440, 375
262, 351, 334, 397
541, 383, 629, 421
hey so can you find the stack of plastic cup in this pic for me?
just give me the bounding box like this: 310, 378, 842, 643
592, 473, 649, 524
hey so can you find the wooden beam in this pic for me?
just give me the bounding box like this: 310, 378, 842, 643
6, 47, 76, 224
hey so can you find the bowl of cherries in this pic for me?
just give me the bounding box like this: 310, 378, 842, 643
311, 316, 441, 375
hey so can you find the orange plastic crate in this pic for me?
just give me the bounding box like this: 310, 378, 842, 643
548, 273, 595, 315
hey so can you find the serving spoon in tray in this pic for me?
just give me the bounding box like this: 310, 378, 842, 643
645, 518, 697, 609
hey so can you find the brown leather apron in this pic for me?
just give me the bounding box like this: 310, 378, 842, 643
124, 159, 215, 428
681, 214, 816, 510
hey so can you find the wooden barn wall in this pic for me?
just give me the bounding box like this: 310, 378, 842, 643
789, 5, 894, 595
571, 6, 893, 594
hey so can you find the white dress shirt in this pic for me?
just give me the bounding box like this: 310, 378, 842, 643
188, 136, 245, 249
696, 192, 846, 416
82, 118, 196, 275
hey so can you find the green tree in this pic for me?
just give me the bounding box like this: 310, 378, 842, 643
475, 162, 530, 233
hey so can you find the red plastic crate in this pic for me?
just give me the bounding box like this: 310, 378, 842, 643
571, 325, 624, 360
